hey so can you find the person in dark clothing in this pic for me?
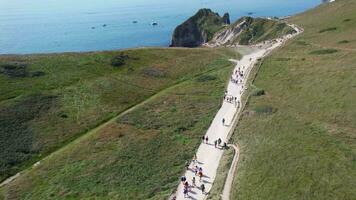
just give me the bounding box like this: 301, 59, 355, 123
201, 184, 205, 194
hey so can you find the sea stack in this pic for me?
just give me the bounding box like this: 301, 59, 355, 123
223, 13, 230, 24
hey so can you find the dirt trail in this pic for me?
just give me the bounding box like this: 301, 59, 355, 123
173, 25, 302, 200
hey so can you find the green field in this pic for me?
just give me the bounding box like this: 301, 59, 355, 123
0, 47, 238, 183
0, 48, 239, 199
230, 0, 356, 199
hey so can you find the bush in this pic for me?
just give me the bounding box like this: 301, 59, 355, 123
310, 49, 338, 55
338, 40, 349, 44
253, 105, 275, 114
319, 27, 337, 33
197, 75, 217, 82
252, 88, 265, 96
0, 94, 57, 181
0, 62, 29, 78
111, 54, 130, 67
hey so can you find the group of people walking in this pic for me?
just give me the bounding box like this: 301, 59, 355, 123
175, 64, 246, 199
179, 155, 206, 198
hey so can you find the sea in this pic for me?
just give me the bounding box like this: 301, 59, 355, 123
0, 0, 323, 54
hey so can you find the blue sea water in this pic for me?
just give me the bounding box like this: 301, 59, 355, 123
0, 0, 322, 54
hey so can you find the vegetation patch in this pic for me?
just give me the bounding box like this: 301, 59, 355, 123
0, 94, 57, 181
295, 40, 309, 46
0, 48, 236, 183
319, 27, 337, 33
110, 53, 135, 67
338, 40, 350, 44
231, 1, 356, 199
253, 105, 276, 114
0, 62, 29, 78
196, 74, 217, 82
252, 88, 265, 96
0, 63, 234, 199
310, 49, 338, 55
143, 67, 166, 78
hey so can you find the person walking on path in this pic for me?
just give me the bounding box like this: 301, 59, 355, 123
205, 136, 209, 144
218, 138, 222, 147
181, 176, 186, 183
201, 184, 205, 194
183, 187, 188, 198
198, 171, 203, 181
185, 160, 190, 170
214, 140, 217, 148
192, 177, 196, 187
222, 118, 225, 126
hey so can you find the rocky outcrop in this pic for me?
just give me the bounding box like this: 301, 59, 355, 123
170, 9, 230, 47
208, 16, 297, 46
222, 13, 230, 25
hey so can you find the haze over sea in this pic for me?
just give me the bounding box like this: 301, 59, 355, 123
0, 0, 322, 54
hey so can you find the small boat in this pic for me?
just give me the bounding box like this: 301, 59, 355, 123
248, 12, 254, 15
151, 22, 158, 26
103, 24, 107, 27
91, 27, 95, 29
132, 20, 138, 24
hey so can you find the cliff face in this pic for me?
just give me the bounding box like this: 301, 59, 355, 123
170, 9, 230, 47
208, 16, 297, 46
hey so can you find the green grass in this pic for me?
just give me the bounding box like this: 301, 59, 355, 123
230, 0, 356, 199
207, 148, 234, 200
0, 47, 238, 182
0, 48, 239, 199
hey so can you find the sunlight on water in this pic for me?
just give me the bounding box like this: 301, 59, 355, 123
0, 0, 321, 54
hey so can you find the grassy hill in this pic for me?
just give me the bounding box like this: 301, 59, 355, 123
0, 48, 237, 183
0, 48, 239, 199
230, 0, 356, 199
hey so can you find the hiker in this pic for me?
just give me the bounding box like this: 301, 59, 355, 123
201, 184, 205, 194
183, 187, 188, 198
222, 118, 225, 125
184, 181, 189, 189
214, 140, 217, 148
194, 165, 199, 175
185, 160, 190, 170
218, 138, 222, 146
223, 142, 228, 149
181, 176, 186, 183
198, 171, 203, 181
192, 177, 196, 187
205, 136, 209, 144
202, 136, 205, 143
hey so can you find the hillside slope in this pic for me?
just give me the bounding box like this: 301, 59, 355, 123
208, 17, 296, 46
0, 48, 239, 199
230, 0, 356, 199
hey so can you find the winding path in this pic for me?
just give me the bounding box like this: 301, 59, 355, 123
173, 24, 302, 200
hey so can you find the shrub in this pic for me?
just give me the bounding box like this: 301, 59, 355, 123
197, 75, 217, 82
31, 71, 46, 77
319, 27, 337, 33
252, 88, 265, 96
111, 54, 130, 67
253, 105, 276, 114
338, 40, 349, 44
310, 49, 338, 55
0, 62, 29, 78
